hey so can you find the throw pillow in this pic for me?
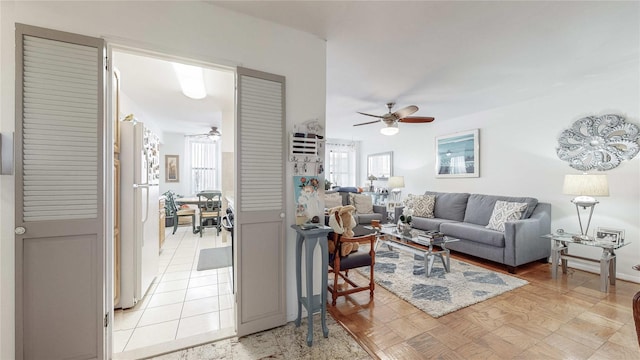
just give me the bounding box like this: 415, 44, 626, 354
324, 192, 342, 209
350, 193, 374, 214
411, 194, 436, 218
486, 201, 528, 232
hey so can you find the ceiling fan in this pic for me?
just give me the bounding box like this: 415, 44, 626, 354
355, 102, 435, 135
188, 126, 221, 139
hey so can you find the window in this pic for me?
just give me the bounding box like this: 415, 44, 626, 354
326, 140, 356, 187
187, 138, 220, 193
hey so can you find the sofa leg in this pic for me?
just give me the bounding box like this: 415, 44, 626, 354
507, 266, 517, 274
538, 257, 549, 263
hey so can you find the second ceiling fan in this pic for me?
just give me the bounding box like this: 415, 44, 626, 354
355, 102, 435, 135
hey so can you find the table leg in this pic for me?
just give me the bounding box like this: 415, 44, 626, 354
305, 238, 316, 347
560, 245, 568, 274
440, 250, 451, 273
426, 253, 436, 277
600, 249, 610, 293
320, 237, 329, 339
609, 252, 616, 286
295, 235, 303, 327
551, 242, 559, 279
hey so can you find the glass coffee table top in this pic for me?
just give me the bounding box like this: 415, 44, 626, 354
376, 225, 458, 246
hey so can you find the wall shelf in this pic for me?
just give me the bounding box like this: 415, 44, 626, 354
289, 133, 323, 162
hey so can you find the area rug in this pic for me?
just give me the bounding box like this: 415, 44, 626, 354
357, 247, 528, 318
196, 247, 232, 271
150, 314, 371, 360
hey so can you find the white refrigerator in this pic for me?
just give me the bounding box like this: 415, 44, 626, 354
119, 120, 160, 309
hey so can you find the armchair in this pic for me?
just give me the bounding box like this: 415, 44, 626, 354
327, 232, 376, 306
634, 290, 640, 347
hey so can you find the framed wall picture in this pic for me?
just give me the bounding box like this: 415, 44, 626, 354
165, 155, 179, 182
435, 129, 479, 178
595, 227, 624, 245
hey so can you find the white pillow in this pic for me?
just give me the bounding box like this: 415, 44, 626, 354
350, 194, 374, 214
486, 201, 528, 232
410, 194, 435, 218
324, 192, 342, 209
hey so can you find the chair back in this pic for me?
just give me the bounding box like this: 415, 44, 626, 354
163, 190, 178, 216
197, 190, 222, 213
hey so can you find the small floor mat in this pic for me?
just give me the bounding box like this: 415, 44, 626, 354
196, 247, 232, 271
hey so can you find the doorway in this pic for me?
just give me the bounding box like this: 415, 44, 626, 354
110, 49, 236, 356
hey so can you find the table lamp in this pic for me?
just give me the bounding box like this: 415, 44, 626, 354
387, 176, 405, 204
563, 174, 609, 240
367, 175, 377, 192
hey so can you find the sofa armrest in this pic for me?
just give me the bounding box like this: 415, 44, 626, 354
373, 205, 387, 222
394, 206, 404, 222
503, 202, 551, 267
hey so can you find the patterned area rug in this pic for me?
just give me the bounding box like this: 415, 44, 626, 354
357, 246, 529, 318
151, 314, 371, 360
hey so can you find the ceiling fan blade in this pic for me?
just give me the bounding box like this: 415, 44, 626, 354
399, 116, 435, 123
353, 120, 381, 127
357, 111, 386, 119
392, 105, 418, 119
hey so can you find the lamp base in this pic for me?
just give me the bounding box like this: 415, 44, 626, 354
571, 234, 592, 242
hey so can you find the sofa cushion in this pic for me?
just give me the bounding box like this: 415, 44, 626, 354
463, 194, 538, 225
324, 192, 343, 209
350, 193, 374, 214
411, 217, 458, 231
486, 201, 528, 232
424, 191, 470, 221
405, 194, 435, 218
440, 222, 505, 248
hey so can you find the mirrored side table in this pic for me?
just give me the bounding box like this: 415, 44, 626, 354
541, 232, 630, 292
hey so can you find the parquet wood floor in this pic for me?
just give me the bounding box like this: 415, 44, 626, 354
328, 252, 640, 359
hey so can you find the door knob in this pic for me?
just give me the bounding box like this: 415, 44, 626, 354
15, 227, 26, 235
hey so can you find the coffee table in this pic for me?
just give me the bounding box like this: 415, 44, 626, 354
372, 225, 459, 277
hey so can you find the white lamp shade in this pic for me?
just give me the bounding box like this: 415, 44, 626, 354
387, 176, 405, 189
563, 174, 609, 197
380, 123, 399, 136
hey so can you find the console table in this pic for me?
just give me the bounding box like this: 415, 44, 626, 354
542, 232, 630, 292
291, 224, 332, 346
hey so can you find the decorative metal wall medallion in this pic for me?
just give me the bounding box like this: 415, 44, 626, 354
557, 114, 640, 171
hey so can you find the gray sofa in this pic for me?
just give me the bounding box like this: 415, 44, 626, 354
395, 191, 551, 273
326, 189, 387, 225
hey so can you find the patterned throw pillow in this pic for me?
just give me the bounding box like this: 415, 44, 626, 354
486, 201, 528, 232
324, 192, 342, 209
350, 194, 374, 214
411, 194, 436, 218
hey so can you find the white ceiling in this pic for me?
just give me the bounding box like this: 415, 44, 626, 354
210, 1, 638, 139
113, 50, 234, 136
114, 2, 638, 140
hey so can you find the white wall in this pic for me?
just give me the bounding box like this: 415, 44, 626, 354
0, 1, 326, 357
159, 133, 190, 197
360, 71, 640, 283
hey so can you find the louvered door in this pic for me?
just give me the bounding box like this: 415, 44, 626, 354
15, 24, 105, 360
235, 67, 287, 336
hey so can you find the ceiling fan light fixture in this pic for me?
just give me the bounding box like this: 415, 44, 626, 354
172, 62, 206, 100
380, 123, 399, 136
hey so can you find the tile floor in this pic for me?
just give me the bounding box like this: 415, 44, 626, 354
113, 225, 235, 353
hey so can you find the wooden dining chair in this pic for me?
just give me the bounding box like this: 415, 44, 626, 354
327, 232, 376, 306
197, 190, 222, 237
163, 191, 196, 234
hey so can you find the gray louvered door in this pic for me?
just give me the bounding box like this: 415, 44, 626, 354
15, 24, 105, 360
235, 67, 287, 336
